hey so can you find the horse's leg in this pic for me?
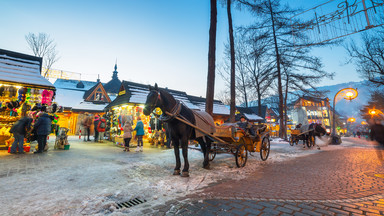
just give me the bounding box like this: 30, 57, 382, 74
173, 138, 181, 175
197, 137, 209, 169
203, 137, 211, 169
180, 136, 190, 177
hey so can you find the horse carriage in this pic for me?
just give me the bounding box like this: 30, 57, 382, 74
208, 124, 270, 167
143, 84, 272, 177
289, 123, 327, 149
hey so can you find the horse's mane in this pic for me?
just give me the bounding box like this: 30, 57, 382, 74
158, 89, 176, 107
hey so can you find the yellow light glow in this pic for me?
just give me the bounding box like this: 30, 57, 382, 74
347, 117, 355, 122
346, 92, 354, 97
15, 86, 22, 89
361, 121, 367, 125
369, 109, 377, 115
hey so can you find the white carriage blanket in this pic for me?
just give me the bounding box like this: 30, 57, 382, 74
192, 110, 216, 138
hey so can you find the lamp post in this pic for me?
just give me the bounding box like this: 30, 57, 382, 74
331, 88, 358, 143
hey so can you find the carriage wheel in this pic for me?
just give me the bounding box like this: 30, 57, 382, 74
289, 137, 294, 146
260, 138, 270, 161
235, 143, 248, 168
209, 148, 216, 161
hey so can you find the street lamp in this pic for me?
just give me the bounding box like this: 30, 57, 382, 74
368, 108, 384, 118
331, 88, 358, 143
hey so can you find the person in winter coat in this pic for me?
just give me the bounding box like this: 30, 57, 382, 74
82, 113, 92, 142
33, 112, 52, 154
123, 121, 134, 152
97, 117, 107, 142
134, 116, 145, 152
369, 119, 384, 162
9, 116, 32, 154
93, 115, 100, 142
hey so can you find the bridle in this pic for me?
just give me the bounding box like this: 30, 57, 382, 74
144, 90, 161, 114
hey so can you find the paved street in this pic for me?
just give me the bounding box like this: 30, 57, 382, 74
0, 137, 383, 215
145, 138, 384, 216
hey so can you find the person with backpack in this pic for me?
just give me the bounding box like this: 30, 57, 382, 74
9, 115, 32, 154
123, 120, 134, 152
97, 116, 107, 142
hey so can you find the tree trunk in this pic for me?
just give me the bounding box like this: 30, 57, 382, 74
268, 0, 285, 138
284, 74, 289, 140
206, 0, 217, 116
257, 86, 262, 116
227, 0, 236, 123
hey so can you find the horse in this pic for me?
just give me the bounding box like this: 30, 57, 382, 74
143, 84, 214, 177
300, 123, 327, 149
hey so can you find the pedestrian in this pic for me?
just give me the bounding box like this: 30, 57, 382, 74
97, 116, 107, 142
123, 121, 134, 152
81, 113, 92, 142
93, 114, 100, 142
357, 131, 361, 139
134, 116, 145, 152
9, 115, 32, 154
33, 111, 52, 154
369, 119, 384, 162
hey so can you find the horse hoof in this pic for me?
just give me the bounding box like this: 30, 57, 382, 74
203, 164, 210, 170
181, 171, 189, 177
173, 170, 181, 175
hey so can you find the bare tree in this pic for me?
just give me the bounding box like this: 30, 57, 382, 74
238, 0, 335, 138
206, 0, 218, 115
345, 30, 384, 86
25, 32, 59, 78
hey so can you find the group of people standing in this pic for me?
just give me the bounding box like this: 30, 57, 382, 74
80, 112, 145, 152
81, 113, 107, 142
9, 111, 52, 154
122, 116, 144, 152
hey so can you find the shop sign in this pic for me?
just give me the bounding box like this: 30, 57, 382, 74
118, 90, 126, 96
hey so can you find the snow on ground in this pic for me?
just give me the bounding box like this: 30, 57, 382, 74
0, 135, 375, 216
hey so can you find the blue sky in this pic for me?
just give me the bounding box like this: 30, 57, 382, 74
0, 0, 363, 98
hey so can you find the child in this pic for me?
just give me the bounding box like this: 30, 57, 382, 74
123, 121, 133, 152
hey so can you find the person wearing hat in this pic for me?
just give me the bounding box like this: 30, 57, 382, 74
33, 111, 52, 153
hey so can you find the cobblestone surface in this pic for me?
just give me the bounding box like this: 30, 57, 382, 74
143, 143, 384, 215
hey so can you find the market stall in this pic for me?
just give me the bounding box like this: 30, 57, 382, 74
0, 49, 56, 150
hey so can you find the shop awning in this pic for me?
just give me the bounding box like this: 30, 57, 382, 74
0, 49, 55, 90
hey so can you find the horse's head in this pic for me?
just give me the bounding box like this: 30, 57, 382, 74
143, 83, 161, 116
314, 123, 327, 136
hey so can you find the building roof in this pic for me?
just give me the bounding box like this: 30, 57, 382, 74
0, 49, 54, 89
235, 107, 263, 121
103, 63, 121, 94
54, 88, 85, 109
248, 105, 268, 119
187, 95, 229, 115
72, 101, 109, 112
54, 78, 99, 91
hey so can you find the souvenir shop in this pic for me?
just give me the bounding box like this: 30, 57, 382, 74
105, 103, 164, 146
0, 49, 56, 150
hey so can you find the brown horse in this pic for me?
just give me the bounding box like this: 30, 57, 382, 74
143, 84, 214, 177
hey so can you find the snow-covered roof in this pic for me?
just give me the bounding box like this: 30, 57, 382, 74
244, 113, 263, 121
54, 89, 85, 108
54, 78, 99, 91
0, 49, 54, 89
72, 101, 108, 112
